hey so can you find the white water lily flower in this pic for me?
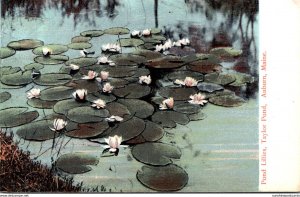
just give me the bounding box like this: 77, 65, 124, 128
101, 43, 121, 53
80, 49, 88, 57
42, 47, 51, 56
184, 77, 198, 87
139, 75, 151, 85
105, 115, 124, 122
155, 44, 165, 52
102, 83, 114, 93
72, 89, 87, 101
173, 40, 182, 47
27, 88, 41, 99
131, 30, 141, 37
189, 93, 208, 105
159, 97, 174, 110
100, 71, 109, 81
82, 70, 98, 80
91, 99, 106, 109
180, 38, 190, 46
50, 118, 67, 131
164, 39, 173, 50
142, 29, 151, 36
103, 135, 123, 153
69, 64, 79, 70
174, 79, 185, 86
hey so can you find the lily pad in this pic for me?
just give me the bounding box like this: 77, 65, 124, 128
152, 111, 189, 128
104, 27, 130, 35
0, 92, 11, 103
182, 53, 220, 64
137, 164, 188, 191
141, 35, 167, 43
67, 79, 99, 93
108, 78, 129, 88
56, 153, 99, 174
40, 86, 74, 101
167, 70, 204, 82
229, 73, 254, 87
108, 117, 145, 142
150, 28, 161, 34
210, 47, 243, 58
188, 111, 207, 121
1, 70, 32, 86
80, 30, 104, 37
0, 66, 21, 76
109, 54, 147, 66
0, 82, 23, 89
66, 122, 109, 138
34, 55, 69, 65
204, 72, 236, 85
53, 99, 89, 115
132, 49, 162, 60
145, 56, 185, 69
7, 39, 44, 50
113, 83, 151, 99
67, 42, 92, 50
0, 107, 39, 128
186, 54, 222, 74
34, 73, 72, 86
106, 102, 131, 118
119, 38, 144, 47
27, 98, 57, 109
159, 87, 197, 101
66, 106, 109, 123
86, 92, 116, 103
142, 121, 164, 142
117, 99, 154, 119
168, 46, 196, 57
197, 82, 224, 93
71, 36, 92, 43
24, 63, 44, 71
187, 63, 222, 74
209, 94, 246, 107
173, 103, 201, 114
0, 47, 16, 59
104, 66, 137, 78
132, 142, 181, 166
33, 44, 68, 55
65, 57, 97, 67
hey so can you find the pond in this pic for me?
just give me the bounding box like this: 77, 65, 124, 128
0, 0, 259, 192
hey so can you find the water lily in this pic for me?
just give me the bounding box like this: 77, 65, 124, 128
50, 118, 67, 132
27, 88, 41, 99
42, 47, 51, 56
139, 75, 151, 85
31, 68, 41, 79
68, 64, 80, 75
105, 115, 124, 122
180, 38, 190, 46
103, 135, 123, 154
184, 77, 198, 87
159, 97, 174, 110
100, 71, 109, 81
101, 43, 121, 53
189, 93, 208, 105
174, 79, 186, 86
155, 44, 165, 52
91, 99, 106, 109
142, 29, 151, 36
82, 70, 98, 80
131, 30, 141, 37
102, 83, 114, 93
72, 89, 87, 101
80, 49, 88, 57
164, 39, 173, 50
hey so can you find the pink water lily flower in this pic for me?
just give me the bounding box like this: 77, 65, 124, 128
82, 70, 98, 80
50, 118, 67, 132
72, 89, 87, 101
105, 115, 124, 122
159, 97, 174, 110
27, 88, 41, 99
142, 29, 151, 36
91, 99, 106, 109
103, 135, 123, 153
189, 93, 208, 105
102, 83, 114, 93
184, 77, 198, 87
100, 71, 109, 81
139, 75, 151, 85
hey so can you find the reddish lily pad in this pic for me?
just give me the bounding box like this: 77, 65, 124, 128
158, 87, 197, 101
204, 72, 236, 85
66, 122, 109, 138
33, 44, 68, 55
0, 47, 16, 59
106, 102, 131, 118
34, 73, 72, 86
145, 56, 185, 69
67, 79, 99, 93
7, 39, 44, 50
151, 111, 189, 128
113, 83, 151, 99
142, 121, 164, 142
117, 99, 154, 119
137, 164, 188, 191
40, 86, 74, 101
168, 46, 196, 57
0, 107, 39, 128
209, 94, 246, 107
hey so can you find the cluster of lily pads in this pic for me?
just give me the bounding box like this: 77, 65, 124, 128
0, 27, 255, 191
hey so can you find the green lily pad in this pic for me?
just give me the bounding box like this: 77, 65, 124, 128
0, 107, 39, 128
117, 99, 154, 119
188, 111, 207, 121
34, 73, 72, 86
7, 39, 44, 50
137, 164, 188, 191
145, 56, 185, 69
166, 70, 204, 82
66, 122, 109, 139
56, 153, 99, 174
33, 44, 68, 55
107, 117, 145, 142
65, 57, 97, 67
151, 111, 189, 128
168, 46, 196, 57
67, 42, 92, 50
40, 86, 74, 101
71, 36, 92, 43
104, 66, 138, 78
67, 79, 99, 93
119, 38, 144, 47
141, 35, 167, 43
132, 142, 181, 166
86, 92, 116, 103
0, 66, 21, 76
109, 54, 147, 66
158, 87, 197, 101
80, 30, 104, 37
187, 64, 222, 74
229, 73, 254, 87
197, 82, 224, 93
209, 94, 246, 107
53, 99, 89, 115
27, 98, 57, 109
34, 55, 69, 65
125, 134, 146, 145
0, 82, 23, 89
66, 106, 109, 123
150, 28, 161, 34
210, 47, 243, 58
104, 27, 130, 35
142, 121, 164, 142
108, 78, 129, 88
173, 103, 201, 114
24, 63, 44, 71
204, 72, 236, 85
132, 49, 163, 60
106, 102, 131, 118
182, 53, 220, 64
113, 83, 151, 99
0, 47, 16, 59
1, 70, 32, 86
0, 92, 11, 103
